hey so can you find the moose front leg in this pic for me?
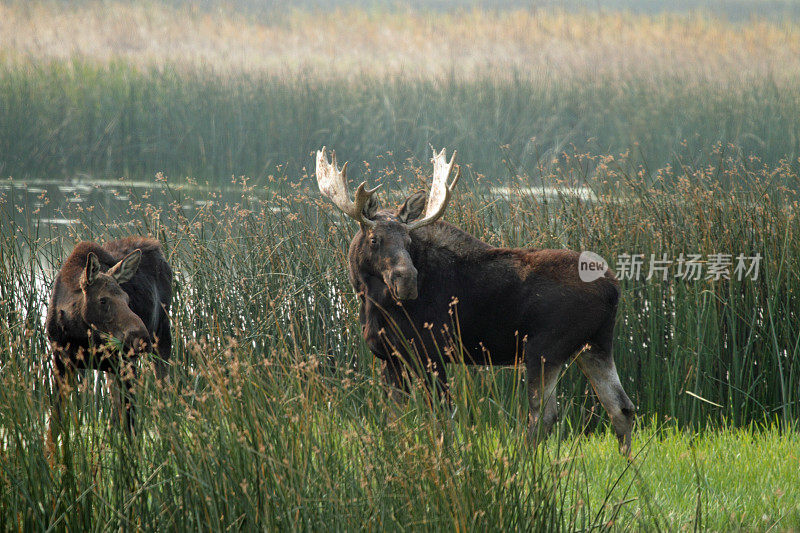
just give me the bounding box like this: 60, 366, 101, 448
122, 369, 137, 435
47, 357, 84, 464
47, 358, 69, 454
152, 311, 172, 381
381, 357, 408, 402
107, 357, 138, 435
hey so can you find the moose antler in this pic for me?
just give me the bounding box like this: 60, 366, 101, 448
316, 147, 380, 228
406, 148, 461, 230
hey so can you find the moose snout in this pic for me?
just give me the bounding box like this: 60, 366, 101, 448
388, 266, 418, 300
123, 326, 152, 354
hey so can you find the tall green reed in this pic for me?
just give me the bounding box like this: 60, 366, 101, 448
1, 60, 799, 183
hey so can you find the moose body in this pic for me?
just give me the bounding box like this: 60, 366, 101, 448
318, 148, 636, 455
45, 237, 172, 432
352, 224, 618, 368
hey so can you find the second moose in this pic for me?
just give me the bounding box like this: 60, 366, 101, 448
46, 237, 172, 436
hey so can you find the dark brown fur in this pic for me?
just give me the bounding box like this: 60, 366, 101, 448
45, 237, 172, 433
346, 195, 636, 455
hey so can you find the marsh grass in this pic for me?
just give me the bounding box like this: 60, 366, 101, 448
2, 59, 799, 183
2, 1, 800, 182
1, 154, 799, 528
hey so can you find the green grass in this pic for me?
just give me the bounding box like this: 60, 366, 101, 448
1, 157, 800, 528
1, 59, 799, 182
571, 425, 800, 530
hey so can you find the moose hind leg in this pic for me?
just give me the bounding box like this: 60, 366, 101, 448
577, 347, 635, 456
153, 315, 172, 381
526, 359, 560, 446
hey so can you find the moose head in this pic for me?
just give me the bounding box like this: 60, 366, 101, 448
316, 147, 460, 301
78, 250, 151, 355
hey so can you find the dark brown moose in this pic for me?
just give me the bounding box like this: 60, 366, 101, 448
45, 237, 172, 435
316, 147, 636, 456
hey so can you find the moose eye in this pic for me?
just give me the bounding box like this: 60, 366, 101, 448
370, 237, 379, 247
100, 297, 109, 306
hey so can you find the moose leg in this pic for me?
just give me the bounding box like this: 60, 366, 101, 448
107, 358, 137, 434
381, 357, 408, 402
120, 355, 138, 435
108, 371, 124, 428
122, 370, 137, 435
153, 313, 171, 381
47, 358, 68, 451
576, 346, 635, 457
526, 356, 561, 446
581, 384, 600, 435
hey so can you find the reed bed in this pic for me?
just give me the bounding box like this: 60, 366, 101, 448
1, 155, 799, 529
2, 60, 799, 183
2, 1, 800, 181
4, 2, 799, 80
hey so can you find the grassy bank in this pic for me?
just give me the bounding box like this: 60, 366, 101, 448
4, 3, 799, 79
2, 157, 800, 527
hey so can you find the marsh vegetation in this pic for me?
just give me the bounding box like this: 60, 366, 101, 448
1, 1, 800, 529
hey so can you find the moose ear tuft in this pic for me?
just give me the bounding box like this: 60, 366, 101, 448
397, 190, 427, 223
108, 249, 142, 284
81, 252, 101, 289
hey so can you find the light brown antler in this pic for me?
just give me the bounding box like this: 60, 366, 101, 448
406, 147, 461, 230
316, 147, 380, 228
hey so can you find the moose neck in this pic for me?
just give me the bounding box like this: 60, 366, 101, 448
409, 220, 493, 259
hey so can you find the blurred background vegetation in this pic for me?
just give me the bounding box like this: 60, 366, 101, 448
1, 0, 799, 183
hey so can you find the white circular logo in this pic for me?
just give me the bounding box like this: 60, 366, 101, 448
578, 251, 608, 282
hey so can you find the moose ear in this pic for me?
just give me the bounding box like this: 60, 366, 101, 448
397, 190, 427, 223
81, 252, 101, 289
108, 249, 142, 284
362, 194, 379, 221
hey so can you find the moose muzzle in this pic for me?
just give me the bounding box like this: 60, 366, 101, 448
114, 310, 153, 355
387, 265, 419, 301
123, 326, 153, 355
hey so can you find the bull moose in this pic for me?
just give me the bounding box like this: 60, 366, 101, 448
316, 147, 635, 455
45, 237, 172, 435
